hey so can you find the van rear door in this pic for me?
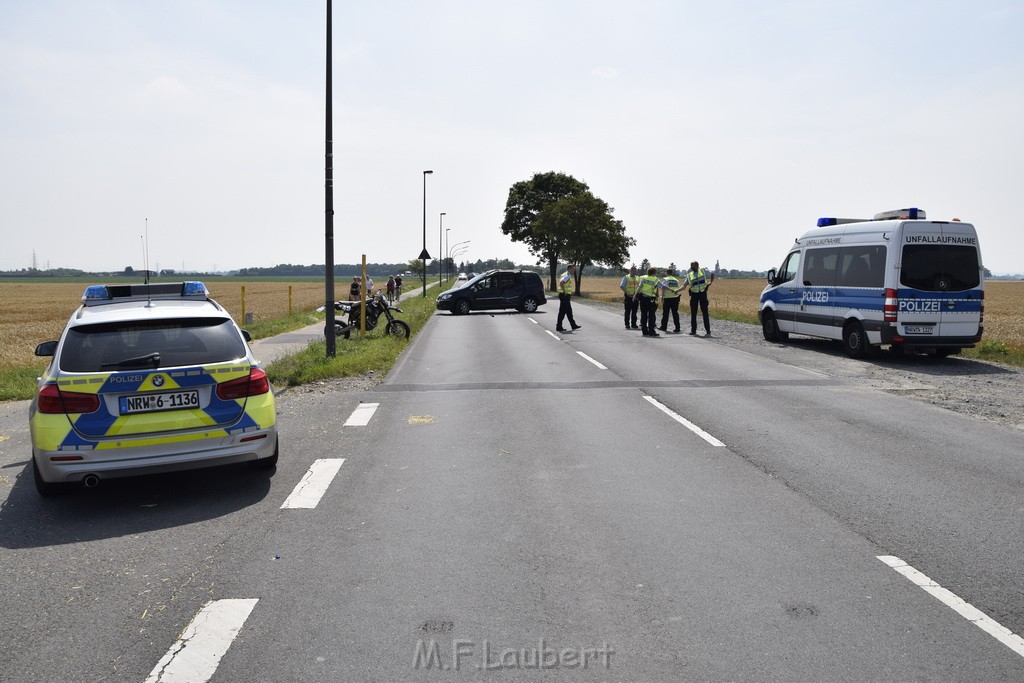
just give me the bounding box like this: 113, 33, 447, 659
897, 222, 982, 343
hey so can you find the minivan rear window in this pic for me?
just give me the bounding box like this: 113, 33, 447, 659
59, 318, 247, 372
900, 245, 980, 292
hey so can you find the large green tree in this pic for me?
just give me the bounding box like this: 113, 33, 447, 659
534, 192, 635, 294
501, 171, 590, 290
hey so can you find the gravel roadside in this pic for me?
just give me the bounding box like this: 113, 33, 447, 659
696, 317, 1024, 431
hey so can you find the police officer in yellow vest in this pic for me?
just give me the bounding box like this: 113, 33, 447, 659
555, 264, 582, 332
658, 268, 682, 333
684, 260, 714, 336
619, 265, 640, 330
634, 267, 661, 337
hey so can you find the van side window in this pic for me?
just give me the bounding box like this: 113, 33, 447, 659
779, 251, 800, 284
838, 245, 886, 287
803, 248, 839, 286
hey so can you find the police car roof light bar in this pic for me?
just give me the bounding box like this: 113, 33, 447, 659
81, 281, 210, 306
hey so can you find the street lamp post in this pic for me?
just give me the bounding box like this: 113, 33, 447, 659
439, 212, 446, 286
450, 241, 470, 276
421, 170, 433, 297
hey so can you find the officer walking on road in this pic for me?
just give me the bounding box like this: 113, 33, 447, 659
556, 264, 582, 333
635, 267, 661, 337
620, 265, 640, 330
659, 267, 682, 333
684, 261, 714, 336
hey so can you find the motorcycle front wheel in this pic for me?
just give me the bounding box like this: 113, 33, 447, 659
385, 320, 411, 339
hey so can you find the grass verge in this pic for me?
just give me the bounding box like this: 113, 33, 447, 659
265, 295, 437, 388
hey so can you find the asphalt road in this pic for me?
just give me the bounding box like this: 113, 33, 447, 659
1, 299, 1023, 681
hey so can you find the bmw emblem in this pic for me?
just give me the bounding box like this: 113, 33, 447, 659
152, 374, 165, 388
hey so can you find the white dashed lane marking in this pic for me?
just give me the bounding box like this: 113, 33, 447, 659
576, 351, 607, 369
145, 598, 259, 683
643, 395, 726, 447
281, 458, 346, 509
344, 402, 379, 426
878, 555, 1024, 658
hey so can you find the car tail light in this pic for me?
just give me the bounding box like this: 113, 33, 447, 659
37, 384, 100, 414
883, 288, 898, 323
216, 368, 271, 400
980, 290, 985, 324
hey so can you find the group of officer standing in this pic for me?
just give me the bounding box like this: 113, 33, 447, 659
619, 262, 714, 337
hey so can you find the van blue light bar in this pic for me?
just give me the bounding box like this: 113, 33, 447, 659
816, 217, 868, 227
873, 208, 926, 220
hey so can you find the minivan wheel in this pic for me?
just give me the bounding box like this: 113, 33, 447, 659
761, 310, 787, 342
842, 320, 869, 359
521, 296, 539, 313
455, 299, 471, 315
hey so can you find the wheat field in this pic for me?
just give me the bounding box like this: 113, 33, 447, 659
2, 278, 1022, 371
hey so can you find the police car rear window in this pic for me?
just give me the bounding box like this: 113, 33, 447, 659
900, 245, 980, 292
59, 318, 247, 372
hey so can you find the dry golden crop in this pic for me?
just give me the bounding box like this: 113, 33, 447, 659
0, 280, 325, 372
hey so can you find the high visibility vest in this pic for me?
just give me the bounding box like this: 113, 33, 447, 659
687, 269, 709, 293
639, 275, 659, 297
559, 272, 573, 295
622, 275, 640, 295
662, 276, 680, 299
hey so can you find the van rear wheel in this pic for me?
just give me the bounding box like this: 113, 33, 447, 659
842, 320, 869, 359
761, 311, 787, 342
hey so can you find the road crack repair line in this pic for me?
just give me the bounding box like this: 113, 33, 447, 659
878, 555, 1024, 659
144, 598, 259, 683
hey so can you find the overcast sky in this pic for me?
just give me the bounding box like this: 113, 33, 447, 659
3, 1, 1023, 275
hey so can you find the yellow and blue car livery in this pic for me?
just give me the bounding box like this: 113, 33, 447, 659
29, 281, 278, 492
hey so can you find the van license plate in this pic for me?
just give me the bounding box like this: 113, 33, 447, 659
120, 390, 200, 415
904, 325, 933, 334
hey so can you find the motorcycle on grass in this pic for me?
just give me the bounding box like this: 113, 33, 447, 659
330, 290, 411, 340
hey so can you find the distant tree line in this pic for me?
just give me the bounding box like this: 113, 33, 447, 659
236, 263, 413, 278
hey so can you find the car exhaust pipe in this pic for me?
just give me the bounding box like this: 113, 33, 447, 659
82, 474, 100, 489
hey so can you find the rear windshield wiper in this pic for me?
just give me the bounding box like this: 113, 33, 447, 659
101, 352, 161, 369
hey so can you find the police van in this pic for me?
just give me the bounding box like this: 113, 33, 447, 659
758, 208, 984, 358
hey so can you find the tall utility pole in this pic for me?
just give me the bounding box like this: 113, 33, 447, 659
324, 0, 336, 356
